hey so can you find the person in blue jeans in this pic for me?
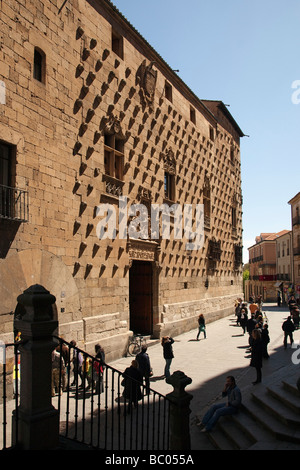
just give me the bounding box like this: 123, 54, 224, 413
161, 336, 174, 378
197, 376, 242, 432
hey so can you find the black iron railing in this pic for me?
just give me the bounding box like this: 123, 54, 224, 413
1, 337, 170, 450
0, 184, 28, 222
52, 337, 170, 450
0, 340, 22, 450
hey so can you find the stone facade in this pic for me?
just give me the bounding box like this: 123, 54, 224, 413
0, 0, 244, 360
246, 231, 290, 302
276, 231, 292, 303
289, 192, 300, 297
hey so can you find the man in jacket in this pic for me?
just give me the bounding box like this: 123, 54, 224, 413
197, 376, 242, 432
136, 346, 152, 395
282, 316, 295, 348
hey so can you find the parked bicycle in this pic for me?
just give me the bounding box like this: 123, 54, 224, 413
127, 333, 146, 356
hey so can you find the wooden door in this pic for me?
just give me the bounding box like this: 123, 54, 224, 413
129, 261, 153, 335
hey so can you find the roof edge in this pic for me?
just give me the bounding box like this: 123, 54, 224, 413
97, 0, 244, 133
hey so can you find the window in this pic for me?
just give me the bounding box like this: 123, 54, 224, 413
209, 126, 214, 141
232, 207, 237, 229
112, 30, 123, 59
207, 238, 221, 271
0, 142, 12, 187
230, 145, 235, 164
33, 47, 46, 83
203, 173, 211, 229
165, 81, 173, 102
0, 142, 27, 221
231, 193, 238, 235
190, 106, 196, 124
163, 149, 176, 201
164, 172, 175, 201
104, 134, 124, 181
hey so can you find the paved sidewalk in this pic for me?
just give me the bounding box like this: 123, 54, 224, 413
109, 303, 300, 450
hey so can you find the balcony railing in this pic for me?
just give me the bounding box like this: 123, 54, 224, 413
276, 274, 290, 281
250, 275, 277, 281
249, 255, 263, 264
0, 184, 28, 222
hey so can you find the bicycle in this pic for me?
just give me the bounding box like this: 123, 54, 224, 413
127, 333, 146, 356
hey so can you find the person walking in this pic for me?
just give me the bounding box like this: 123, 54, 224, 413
122, 360, 143, 414
277, 291, 281, 307
235, 298, 242, 325
196, 314, 206, 340
288, 295, 297, 313
261, 323, 270, 359
93, 343, 106, 394
282, 316, 295, 349
246, 314, 256, 337
250, 329, 263, 384
240, 309, 248, 335
70, 340, 84, 387
161, 336, 174, 378
197, 376, 242, 432
136, 345, 152, 395
291, 307, 299, 330
249, 300, 258, 316
52, 346, 65, 396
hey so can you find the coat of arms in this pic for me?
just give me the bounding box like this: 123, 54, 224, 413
136, 60, 157, 111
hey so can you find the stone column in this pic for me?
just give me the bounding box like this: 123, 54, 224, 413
166, 370, 193, 450
13, 284, 59, 450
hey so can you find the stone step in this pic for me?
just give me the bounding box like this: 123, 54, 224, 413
232, 407, 272, 444
207, 427, 236, 450
201, 380, 300, 451
251, 389, 300, 427
244, 394, 300, 444
266, 384, 300, 415
217, 416, 253, 450
282, 379, 300, 398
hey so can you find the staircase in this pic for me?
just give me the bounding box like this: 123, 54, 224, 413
207, 379, 300, 450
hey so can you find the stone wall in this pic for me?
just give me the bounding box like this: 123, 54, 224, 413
0, 0, 244, 361
157, 293, 243, 337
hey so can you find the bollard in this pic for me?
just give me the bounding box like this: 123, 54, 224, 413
166, 370, 193, 450
12, 284, 59, 450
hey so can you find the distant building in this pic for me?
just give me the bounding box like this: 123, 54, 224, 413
288, 192, 300, 301
246, 231, 289, 302
275, 231, 292, 303
0, 0, 244, 360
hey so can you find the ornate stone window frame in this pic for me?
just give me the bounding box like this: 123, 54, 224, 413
203, 171, 211, 230
163, 148, 176, 202
103, 115, 125, 197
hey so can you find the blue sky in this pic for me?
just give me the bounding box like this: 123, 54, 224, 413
111, 0, 300, 262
